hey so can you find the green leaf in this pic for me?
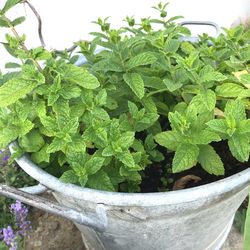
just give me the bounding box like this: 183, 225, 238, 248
92, 107, 110, 120
95, 89, 107, 106
87, 170, 115, 191
123, 73, 145, 99
228, 134, 250, 162
117, 151, 135, 168
126, 52, 157, 69
200, 66, 227, 82
128, 101, 138, 117
19, 129, 45, 152
1, 0, 21, 13
172, 144, 199, 173
191, 130, 221, 145
62, 64, 100, 89
164, 39, 181, 53
0, 17, 9, 27
154, 131, 180, 151
206, 119, 228, 134
238, 120, 250, 134
198, 145, 224, 175
117, 131, 135, 149
216, 83, 246, 97
5, 62, 20, 69
47, 138, 65, 153
163, 78, 182, 92
190, 90, 216, 112
85, 157, 105, 175
31, 144, 50, 164
225, 99, 246, 121
0, 127, 18, 148
11, 16, 25, 26
60, 170, 79, 184
0, 73, 44, 107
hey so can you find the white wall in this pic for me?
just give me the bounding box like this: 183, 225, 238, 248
0, 0, 249, 69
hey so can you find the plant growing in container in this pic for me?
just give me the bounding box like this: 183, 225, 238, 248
0, 0, 249, 249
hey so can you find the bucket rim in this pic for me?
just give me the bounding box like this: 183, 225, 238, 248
10, 143, 250, 206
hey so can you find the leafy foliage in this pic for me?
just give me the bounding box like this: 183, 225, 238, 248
0, 1, 249, 193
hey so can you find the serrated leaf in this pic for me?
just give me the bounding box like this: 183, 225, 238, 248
11, 16, 25, 26
85, 157, 105, 175
164, 39, 181, 53
117, 151, 135, 168
154, 131, 180, 151
238, 120, 250, 134
87, 170, 115, 191
228, 134, 250, 162
206, 119, 228, 134
47, 138, 65, 153
60, 170, 79, 184
92, 107, 110, 120
191, 90, 216, 112
118, 131, 135, 149
95, 89, 107, 106
198, 145, 224, 175
191, 130, 221, 144
31, 144, 50, 164
163, 78, 182, 92
200, 65, 227, 82
225, 99, 246, 121
0, 127, 18, 148
60, 85, 81, 99
172, 144, 199, 173
126, 52, 157, 70
0, 73, 44, 107
19, 129, 45, 152
123, 73, 145, 99
216, 83, 246, 97
62, 64, 100, 89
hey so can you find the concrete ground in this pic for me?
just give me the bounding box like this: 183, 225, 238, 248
223, 227, 243, 250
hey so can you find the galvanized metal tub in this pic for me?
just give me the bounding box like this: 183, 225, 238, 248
0, 143, 249, 250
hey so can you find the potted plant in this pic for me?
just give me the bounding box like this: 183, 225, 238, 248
0, 1, 249, 249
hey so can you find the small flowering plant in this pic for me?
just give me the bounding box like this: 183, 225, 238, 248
0, 0, 249, 194
0, 201, 31, 250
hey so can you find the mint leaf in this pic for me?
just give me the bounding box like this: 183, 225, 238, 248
225, 99, 246, 121
117, 151, 135, 168
154, 131, 180, 151
47, 138, 65, 153
123, 73, 145, 99
31, 144, 50, 164
191, 130, 221, 145
206, 119, 228, 134
238, 120, 250, 134
191, 90, 216, 112
87, 170, 115, 191
172, 144, 199, 173
216, 83, 246, 97
198, 145, 224, 175
19, 129, 45, 152
85, 157, 105, 175
60, 170, 79, 184
0, 73, 44, 107
11, 16, 25, 26
228, 134, 250, 162
126, 52, 157, 69
62, 64, 100, 89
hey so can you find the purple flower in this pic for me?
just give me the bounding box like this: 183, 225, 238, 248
1, 226, 16, 246
10, 201, 31, 236
2, 156, 9, 161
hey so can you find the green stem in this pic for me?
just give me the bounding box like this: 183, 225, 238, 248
147, 88, 169, 97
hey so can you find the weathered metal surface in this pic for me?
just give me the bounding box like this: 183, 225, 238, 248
4, 143, 250, 249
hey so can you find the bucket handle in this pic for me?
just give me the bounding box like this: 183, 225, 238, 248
0, 184, 107, 232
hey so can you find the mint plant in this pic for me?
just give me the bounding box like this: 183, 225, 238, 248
0, 0, 249, 193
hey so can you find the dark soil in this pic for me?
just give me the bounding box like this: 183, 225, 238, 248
140, 141, 250, 193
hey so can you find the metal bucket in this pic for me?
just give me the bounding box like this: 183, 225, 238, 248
0, 143, 249, 250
